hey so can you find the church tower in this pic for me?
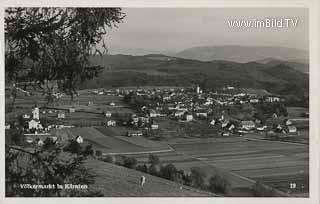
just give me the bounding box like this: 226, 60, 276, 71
32, 107, 40, 120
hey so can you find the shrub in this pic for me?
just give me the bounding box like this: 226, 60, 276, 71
188, 167, 206, 189
43, 137, 57, 150
208, 174, 231, 195
148, 154, 160, 165
115, 155, 126, 166
148, 164, 161, 176
136, 163, 148, 173
103, 155, 116, 163
160, 163, 177, 180
63, 140, 81, 154
123, 157, 138, 169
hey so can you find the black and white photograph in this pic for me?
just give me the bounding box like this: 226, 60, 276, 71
2, 5, 318, 200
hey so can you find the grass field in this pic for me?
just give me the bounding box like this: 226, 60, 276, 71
84, 158, 215, 197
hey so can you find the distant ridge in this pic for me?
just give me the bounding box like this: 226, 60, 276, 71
175, 45, 308, 63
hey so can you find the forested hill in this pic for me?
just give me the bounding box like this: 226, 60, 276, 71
84, 54, 308, 97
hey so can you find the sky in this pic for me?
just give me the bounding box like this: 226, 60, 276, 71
104, 8, 308, 55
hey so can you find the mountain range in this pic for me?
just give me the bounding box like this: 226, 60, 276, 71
174, 45, 308, 64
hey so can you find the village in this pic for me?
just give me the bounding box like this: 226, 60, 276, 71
5, 84, 306, 147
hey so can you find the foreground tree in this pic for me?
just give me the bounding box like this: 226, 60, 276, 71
5, 8, 125, 104
5, 145, 102, 197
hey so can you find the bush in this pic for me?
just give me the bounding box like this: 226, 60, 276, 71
43, 137, 57, 150
208, 174, 231, 195
160, 163, 177, 181
148, 164, 161, 176
123, 157, 138, 169
188, 167, 206, 189
63, 140, 81, 154
136, 163, 148, 173
103, 155, 116, 163
148, 154, 160, 165
115, 155, 126, 166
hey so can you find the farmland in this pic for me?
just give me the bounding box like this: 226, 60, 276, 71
131, 137, 309, 197
57, 127, 172, 154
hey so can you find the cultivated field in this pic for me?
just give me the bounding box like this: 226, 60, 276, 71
132, 137, 309, 196
58, 127, 172, 154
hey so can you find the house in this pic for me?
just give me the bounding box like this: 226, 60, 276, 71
69, 107, 76, 113
256, 125, 267, 131
75, 135, 84, 144
22, 114, 31, 119
5, 123, 11, 130
106, 120, 116, 127
174, 111, 185, 118
240, 121, 255, 130
221, 132, 230, 137
35, 138, 44, 146
105, 111, 112, 118
149, 109, 159, 118
58, 112, 65, 119
186, 114, 193, 122
28, 119, 43, 130
196, 112, 207, 118
210, 119, 216, 126
288, 125, 297, 133
127, 131, 143, 137
250, 99, 259, 103
151, 123, 159, 130
285, 119, 293, 126
221, 120, 229, 128
265, 96, 281, 103
228, 124, 235, 131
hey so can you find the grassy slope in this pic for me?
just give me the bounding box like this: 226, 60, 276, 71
84, 158, 216, 197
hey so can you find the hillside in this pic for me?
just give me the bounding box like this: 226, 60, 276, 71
85, 158, 215, 196
255, 58, 309, 73
175, 45, 308, 63
84, 54, 308, 98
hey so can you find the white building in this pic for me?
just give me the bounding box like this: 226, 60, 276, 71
75, 135, 84, 143
186, 114, 193, 122
288, 126, 297, 133
105, 111, 112, 117
28, 119, 43, 130
107, 120, 116, 126
32, 107, 40, 120
5, 123, 11, 130
241, 121, 256, 130
58, 112, 65, 119
151, 124, 159, 130
22, 114, 31, 119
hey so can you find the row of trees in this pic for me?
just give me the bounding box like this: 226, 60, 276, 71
100, 154, 231, 195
